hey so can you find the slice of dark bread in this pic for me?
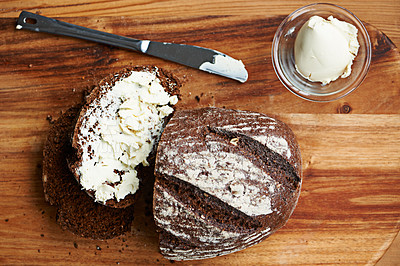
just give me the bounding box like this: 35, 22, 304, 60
68, 66, 181, 208
43, 66, 181, 239
153, 107, 302, 260
42, 105, 135, 239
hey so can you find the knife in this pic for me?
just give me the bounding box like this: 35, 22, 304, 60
16, 11, 248, 83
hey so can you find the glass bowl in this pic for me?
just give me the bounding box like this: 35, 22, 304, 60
271, 3, 371, 102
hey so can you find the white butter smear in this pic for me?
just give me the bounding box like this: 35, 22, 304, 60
294, 16, 359, 85
77, 71, 178, 204
199, 54, 248, 83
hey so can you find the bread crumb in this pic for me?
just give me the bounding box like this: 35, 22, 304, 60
46, 115, 54, 124
230, 138, 239, 146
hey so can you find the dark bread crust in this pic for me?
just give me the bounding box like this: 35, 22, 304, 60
42, 105, 135, 239
153, 107, 302, 260
68, 66, 181, 208
156, 174, 263, 233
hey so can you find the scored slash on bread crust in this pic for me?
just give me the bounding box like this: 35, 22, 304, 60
68, 66, 181, 208
153, 107, 302, 260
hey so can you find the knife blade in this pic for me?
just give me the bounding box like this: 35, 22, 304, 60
16, 11, 248, 83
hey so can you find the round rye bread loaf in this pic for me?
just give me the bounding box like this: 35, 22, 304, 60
153, 107, 302, 260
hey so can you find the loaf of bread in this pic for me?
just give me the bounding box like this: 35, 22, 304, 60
68, 66, 181, 208
153, 107, 302, 260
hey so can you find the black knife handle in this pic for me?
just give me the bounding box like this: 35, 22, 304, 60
16, 11, 143, 52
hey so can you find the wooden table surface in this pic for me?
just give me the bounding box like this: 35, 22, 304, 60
0, 1, 399, 265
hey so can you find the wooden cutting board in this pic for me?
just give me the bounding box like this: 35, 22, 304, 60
0, 15, 399, 265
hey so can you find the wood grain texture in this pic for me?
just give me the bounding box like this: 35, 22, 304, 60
0, 0, 399, 48
0, 14, 399, 265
